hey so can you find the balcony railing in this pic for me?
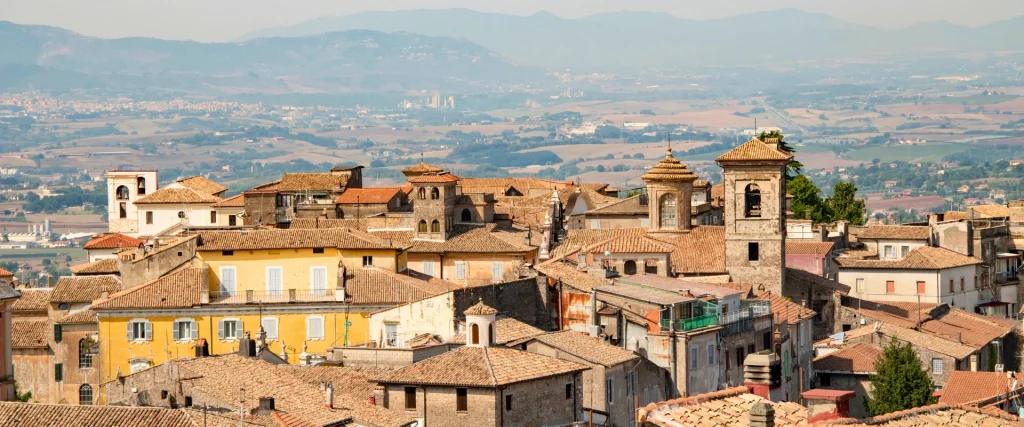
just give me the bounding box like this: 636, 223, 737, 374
209, 289, 341, 304
660, 314, 718, 332
996, 271, 1018, 283
718, 300, 771, 325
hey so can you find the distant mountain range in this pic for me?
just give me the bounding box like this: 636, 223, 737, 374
0, 21, 542, 93
239, 8, 1024, 70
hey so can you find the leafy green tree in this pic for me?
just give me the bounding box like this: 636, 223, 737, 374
866, 340, 936, 416
758, 130, 803, 181
13, 383, 32, 402
825, 181, 866, 225
787, 175, 828, 222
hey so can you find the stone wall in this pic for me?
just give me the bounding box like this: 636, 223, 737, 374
328, 345, 457, 369
843, 329, 958, 387
814, 373, 872, 418
12, 348, 54, 403
452, 277, 551, 331
242, 192, 278, 226
118, 236, 198, 289
722, 164, 787, 295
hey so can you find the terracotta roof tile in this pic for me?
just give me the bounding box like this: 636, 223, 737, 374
0, 267, 11, 276
345, 268, 453, 305
83, 233, 145, 250
939, 371, 1024, 406
288, 218, 368, 230
51, 275, 122, 303
786, 241, 835, 255
531, 330, 638, 367
836, 246, 982, 270
70, 258, 119, 275
554, 226, 727, 275
621, 275, 744, 299
135, 186, 221, 204
641, 148, 698, 182
401, 162, 444, 174
716, 138, 793, 163
56, 309, 98, 324
459, 177, 569, 195
583, 235, 676, 254
277, 173, 351, 192
447, 317, 544, 345
946, 205, 1010, 219
465, 299, 498, 316
335, 187, 403, 204
755, 291, 816, 325
12, 288, 51, 313
595, 282, 695, 306
856, 225, 931, 240
584, 194, 648, 215
407, 224, 534, 254
196, 228, 396, 251
93, 268, 203, 310
850, 403, 1024, 426
176, 175, 227, 196
406, 172, 460, 184
0, 402, 196, 427
211, 193, 245, 207
12, 319, 50, 349
813, 342, 883, 373
639, 386, 808, 426
536, 257, 612, 292
374, 346, 587, 387
786, 267, 851, 294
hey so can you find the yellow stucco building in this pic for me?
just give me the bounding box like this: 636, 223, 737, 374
92, 228, 446, 386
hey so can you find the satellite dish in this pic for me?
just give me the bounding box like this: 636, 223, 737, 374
604, 250, 612, 257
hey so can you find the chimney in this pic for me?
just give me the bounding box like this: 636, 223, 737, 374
253, 397, 275, 415
801, 389, 855, 422
194, 339, 209, 357
47, 275, 53, 287
749, 402, 774, 427
743, 351, 781, 400
763, 137, 781, 152
239, 332, 257, 358
324, 383, 334, 409
371, 385, 384, 407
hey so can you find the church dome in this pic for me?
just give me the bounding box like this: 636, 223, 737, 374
641, 147, 698, 182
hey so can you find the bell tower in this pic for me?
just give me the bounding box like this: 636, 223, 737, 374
716, 138, 792, 294
642, 145, 698, 233
464, 299, 497, 347
410, 172, 459, 241
105, 170, 158, 236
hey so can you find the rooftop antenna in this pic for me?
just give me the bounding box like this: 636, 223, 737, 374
667, 133, 672, 156
754, 118, 758, 137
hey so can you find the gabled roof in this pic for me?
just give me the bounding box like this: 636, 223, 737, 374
530, 330, 639, 367
135, 186, 221, 204
595, 281, 695, 306
12, 288, 51, 313
755, 291, 816, 325
277, 173, 352, 192
83, 233, 144, 250
56, 309, 98, 324
535, 257, 613, 292
0, 402, 196, 427
51, 275, 122, 304
374, 345, 587, 387
401, 162, 444, 175
583, 235, 676, 254
0, 267, 11, 277
641, 148, 698, 182
622, 275, 744, 299
553, 226, 727, 275
812, 342, 883, 374
12, 319, 50, 349
856, 225, 931, 240
176, 175, 227, 196
459, 177, 569, 195
211, 193, 244, 208
786, 267, 851, 294
195, 228, 397, 251
716, 138, 793, 163
407, 224, 535, 254
584, 194, 648, 215
639, 386, 808, 426
70, 258, 119, 275
938, 371, 1024, 407
93, 268, 203, 310
786, 241, 834, 256
407, 172, 460, 184
836, 246, 982, 270
446, 317, 544, 345
465, 299, 498, 316
345, 268, 452, 305
335, 187, 403, 204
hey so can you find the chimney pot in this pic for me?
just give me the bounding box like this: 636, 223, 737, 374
749, 402, 775, 427
325, 384, 334, 409
802, 389, 855, 422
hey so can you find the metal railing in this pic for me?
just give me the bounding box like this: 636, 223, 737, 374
209, 288, 338, 304
996, 271, 1018, 283
718, 300, 771, 325
660, 314, 718, 332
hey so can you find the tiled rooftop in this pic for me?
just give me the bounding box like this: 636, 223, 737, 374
447, 317, 544, 345
639, 386, 808, 426
530, 330, 639, 367
716, 138, 794, 163
401, 162, 444, 175
83, 233, 144, 250
93, 268, 203, 310
211, 193, 244, 208
0, 402, 196, 427
50, 275, 122, 304
553, 226, 727, 275
641, 148, 698, 182
836, 246, 982, 270
277, 173, 351, 192
786, 241, 835, 255
69, 258, 119, 275
406, 172, 460, 184
345, 267, 452, 306
12, 319, 50, 349
938, 371, 1024, 407
335, 187, 403, 204
196, 228, 397, 251
812, 342, 883, 373
535, 256, 613, 292
176, 175, 227, 196
855, 225, 931, 240
374, 345, 587, 387
12, 288, 51, 313
755, 291, 816, 325
135, 186, 221, 204
407, 224, 535, 254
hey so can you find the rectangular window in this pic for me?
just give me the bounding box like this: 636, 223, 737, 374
228, 215, 237, 226
725, 349, 730, 370
145, 211, 153, 224
690, 348, 698, 369
307, 316, 325, 340
173, 319, 197, 342
737, 347, 746, 368
856, 278, 864, 292
362, 256, 373, 267
884, 245, 894, 259
219, 319, 242, 340
886, 280, 895, 294
764, 332, 772, 351
820, 374, 831, 387
456, 262, 467, 280
404, 387, 416, 410
222, 250, 234, 256
492, 262, 503, 281
566, 383, 573, 399
747, 344, 755, 356
707, 344, 715, 366
266, 267, 283, 296
639, 218, 650, 227
949, 279, 954, 293
456, 388, 468, 412
423, 260, 435, 277
900, 246, 910, 258
960, 277, 964, 292
312, 247, 325, 254
748, 242, 759, 261
261, 317, 279, 340
210, 211, 217, 224
643, 388, 649, 406
55, 363, 63, 382
606, 378, 614, 404
219, 266, 237, 296
310, 266, 328, 296
917, 281, 926, 294
932, 358, 943, 374
505, 394, 513, 411
590, 219, 600, 229
127, 320, 151, 341
54, 324, 62, 343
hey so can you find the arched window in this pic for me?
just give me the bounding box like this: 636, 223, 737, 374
431, 220, 440, 233
79, 338, 93, 368
659, 194, 677, 228
489, 323, 495, 345
177, 211, 186, 219
624, 260, 638, 275
417, 188, 426, 200
79, 384, 93, 405
430, 187, 440, 200
418, 220, 427, 232
744, 184, 761, 218
461, 209, 472, 222
136, 177, 147, 195
115, 185, 130, 200
470, 323, 480, 345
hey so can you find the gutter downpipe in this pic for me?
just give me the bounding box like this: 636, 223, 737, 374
669, 302, 678, 398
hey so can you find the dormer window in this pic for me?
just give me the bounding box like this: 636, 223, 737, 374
744, 184, 761, 218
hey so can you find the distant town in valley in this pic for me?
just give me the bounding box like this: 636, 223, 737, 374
0, 5, 1024, 427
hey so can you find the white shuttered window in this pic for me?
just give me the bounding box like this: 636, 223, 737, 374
310, 266, 327, 295
307, 316, 325, 340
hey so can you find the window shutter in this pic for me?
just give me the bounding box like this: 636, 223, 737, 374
456, 262, 466, 279
54, 324, 62, 343
423, 260, 434, 277
127, 323, 133, 341
55, 363, 63, 382
492, 262, 502, 280
191, 321, 199, 340
144, 321, 152, 341
307, 317, 314, 340
235, 320, 243, 338
263, 318, 278, 340
221, 267, 236, 295
218, 321, 225, 340
173, 322, 180, 341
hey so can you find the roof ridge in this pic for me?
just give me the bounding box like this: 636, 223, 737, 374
482, 347, 498, 386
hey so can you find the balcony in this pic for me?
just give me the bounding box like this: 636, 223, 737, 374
718, 300, 771, 337
660, 314, 718, 332
996, 271, 1018, 283
209, 289, 341, 304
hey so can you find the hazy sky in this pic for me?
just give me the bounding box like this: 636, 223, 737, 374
5, 0, 1024, 41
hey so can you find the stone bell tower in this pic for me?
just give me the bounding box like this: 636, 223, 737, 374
642, 145, 698, 234
716, 138, 792, 294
